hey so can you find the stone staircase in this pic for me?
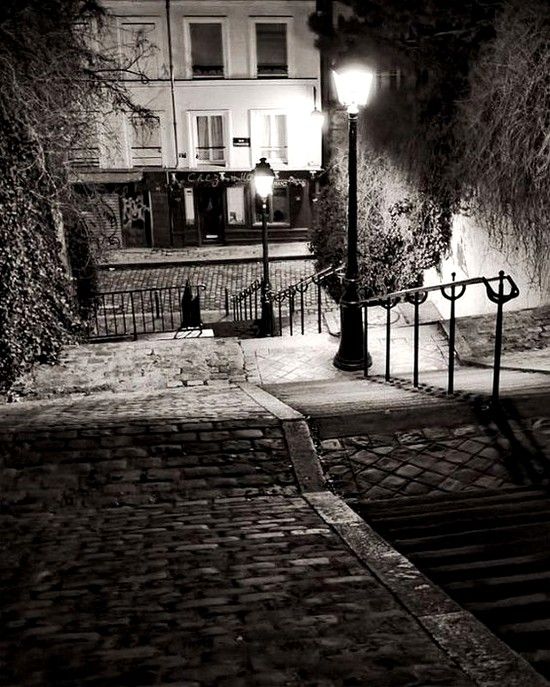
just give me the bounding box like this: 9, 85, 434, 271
357, 485, 550, 680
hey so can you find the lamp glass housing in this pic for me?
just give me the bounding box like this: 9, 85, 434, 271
332, 67, 374, 111
253, 158, 275, 200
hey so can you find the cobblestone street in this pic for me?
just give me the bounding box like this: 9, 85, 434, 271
98, 258, 324, 311
1, 496, 477, 687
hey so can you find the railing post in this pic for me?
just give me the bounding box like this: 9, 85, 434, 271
363, 304, 369, 377
129, 292, 138, 341
385, 299, 391, 381
300, 288, 305, 335
154, 291, 160, 319
317, 281, 322, 333
413, 294, 420, 387
492, 272, 505, 404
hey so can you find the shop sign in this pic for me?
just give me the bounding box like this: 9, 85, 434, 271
171, 171, 308, 188
233, 137, 251, 147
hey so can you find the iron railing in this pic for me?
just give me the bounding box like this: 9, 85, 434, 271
360, 271, 520, 402
269, 265, 344, 336
87, 282, 206, 340
226, 279, 262, 322
226, 264, 344, 336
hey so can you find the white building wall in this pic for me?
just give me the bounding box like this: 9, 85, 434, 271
426, 213, 550, 318
99, 0, 321, 172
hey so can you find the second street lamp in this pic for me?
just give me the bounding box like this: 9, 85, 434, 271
253, 157, 276, 336
332, 64, 374, 370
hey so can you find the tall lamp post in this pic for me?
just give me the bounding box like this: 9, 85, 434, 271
332, 65, 374, 370
253, 157, 276, 336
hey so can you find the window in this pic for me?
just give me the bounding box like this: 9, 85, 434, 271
184, 188, 195, 225
189, 22, 224, 77
226, 186, 245, 224
192, 113, 226, 167
120, 22, 159, 78
255, 185, 289, 224
252, 112, 288, 165
69, 117, 100, 168
256, 23, 287, 77
69, 145, 100, 168
129, 116, 162, 167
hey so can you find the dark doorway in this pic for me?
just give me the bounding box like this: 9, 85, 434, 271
196, 186, 224, 244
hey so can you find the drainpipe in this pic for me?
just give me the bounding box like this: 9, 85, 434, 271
165, 0, 178, 246
165, 0, 179, 166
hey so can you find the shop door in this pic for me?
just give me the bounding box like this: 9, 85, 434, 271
196, 186, 224, 244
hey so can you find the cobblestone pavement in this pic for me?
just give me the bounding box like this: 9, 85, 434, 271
100, 241, 311, 266
1, 496, 476, 687
318, 417, 550, 503
12, 339, 246, 400
0, 386, 270, 430
98, 258, 330, 311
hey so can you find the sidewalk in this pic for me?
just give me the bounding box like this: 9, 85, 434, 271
100, 241, 312, 268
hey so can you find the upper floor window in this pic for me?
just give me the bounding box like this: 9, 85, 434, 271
129, 115, 162, 167
120, 21, 160, 78
255, 22, 288, 77
189, 22, 224, 78
252, 111, 288, 165
191, 112, 227, 167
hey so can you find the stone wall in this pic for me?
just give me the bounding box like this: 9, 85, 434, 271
454, 304, 550, 360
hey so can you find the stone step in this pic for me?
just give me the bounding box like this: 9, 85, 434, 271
359, 487, 548, 520
394, 520, 550, 553
429, 551, 550, 582
378, 505, 550, 540
360, 485, 550, 680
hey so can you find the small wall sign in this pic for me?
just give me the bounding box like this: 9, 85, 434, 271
233, 137, 251, 147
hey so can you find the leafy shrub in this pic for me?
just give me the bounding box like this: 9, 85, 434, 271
310, 148, 451, 299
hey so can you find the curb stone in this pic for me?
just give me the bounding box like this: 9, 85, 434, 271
239, 383, 326, 492
306, 491, 548, 687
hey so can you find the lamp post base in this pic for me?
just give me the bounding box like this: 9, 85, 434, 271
333, 298, 372, 371
259, 300, 274, 338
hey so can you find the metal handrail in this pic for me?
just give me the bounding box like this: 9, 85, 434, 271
87, 282, 206, 340
269, 264, 344, 336
226, 264, 344, 333
360, 271, 520, 403
268, 264, 344, 301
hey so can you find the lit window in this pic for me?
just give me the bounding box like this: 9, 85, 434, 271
226, 186, 245, 224
253, 112, 288, 165
194, 114, 226, 166
190, 23, 224, 78
256, 23, 287, 77
130, 116, 162, 167
255, 186, 289, 224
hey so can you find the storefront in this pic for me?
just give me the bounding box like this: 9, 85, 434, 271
165, 170, 313, 247
74, 169, 314, 250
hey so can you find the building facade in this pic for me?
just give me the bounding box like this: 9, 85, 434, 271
75, 0, 323, 249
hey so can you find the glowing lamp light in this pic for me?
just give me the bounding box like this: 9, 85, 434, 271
332, 66, 374, 112
253, 157, 275, 200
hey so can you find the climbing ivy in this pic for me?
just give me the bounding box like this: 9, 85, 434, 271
0, 0, 153, 392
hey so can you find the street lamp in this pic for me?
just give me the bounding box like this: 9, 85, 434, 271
332, 64, 374, 370
253, 157, 276, 336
